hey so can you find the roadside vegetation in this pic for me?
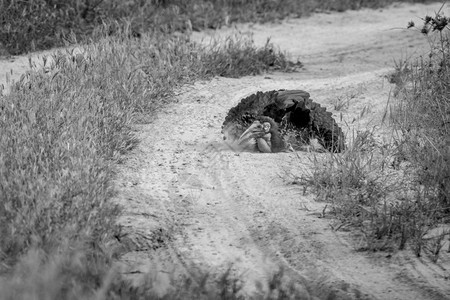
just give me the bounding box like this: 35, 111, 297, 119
302, 8, 450, 261
0, 25, 299, 298
0, 0, 435, 55
0, 0, 442, 299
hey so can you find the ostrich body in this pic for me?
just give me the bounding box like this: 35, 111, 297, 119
222, 89, 345, 152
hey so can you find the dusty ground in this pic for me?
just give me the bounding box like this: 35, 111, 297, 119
2, 2, 449, 299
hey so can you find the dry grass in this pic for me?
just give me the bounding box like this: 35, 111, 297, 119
301, 7, 450, 259
1, 1, 446, 298
0, 0, 434, 55
298, 126, 448, 257
0, 27, 299, 298
392, 10, 450, 211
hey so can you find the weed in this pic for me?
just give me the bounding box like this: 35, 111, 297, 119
304, 126, 449, 255
333, 95, 351, 111
393, 7, 450, 211
387, 56, 413, 96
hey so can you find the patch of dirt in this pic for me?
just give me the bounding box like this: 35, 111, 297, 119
3, 2, 450, 299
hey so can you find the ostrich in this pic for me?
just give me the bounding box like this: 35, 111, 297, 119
222, 89, 345, 153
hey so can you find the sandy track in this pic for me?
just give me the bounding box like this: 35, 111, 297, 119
117, 75, 449, 299
2, 2, 449, 299
115, 3, 450, 299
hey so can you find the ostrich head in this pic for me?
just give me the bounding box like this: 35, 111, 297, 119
237, 116, 287, 153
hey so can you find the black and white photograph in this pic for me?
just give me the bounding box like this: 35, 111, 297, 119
1, 1, 449, 299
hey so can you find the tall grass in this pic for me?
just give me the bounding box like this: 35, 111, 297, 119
303, 7, 450, 259
302, 126, 448, 257
0, 27, 296, 298
0, 0, 434, 55
393, 10, 450, 211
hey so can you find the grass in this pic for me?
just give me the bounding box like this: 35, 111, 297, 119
0, 26, 299, 298
297, 126, 448, 257
0, 1, 446, 298
0, 0, 435, 55
201, 36, 301, 77
391, 9, 450, 258
1, 254, 314, 300
393, 10, 450, 210
300, 7, 450, 260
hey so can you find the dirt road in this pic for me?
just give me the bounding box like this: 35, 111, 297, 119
115, 3, 450, 299
113, 3, 450, 299
2, 2, 449, 299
